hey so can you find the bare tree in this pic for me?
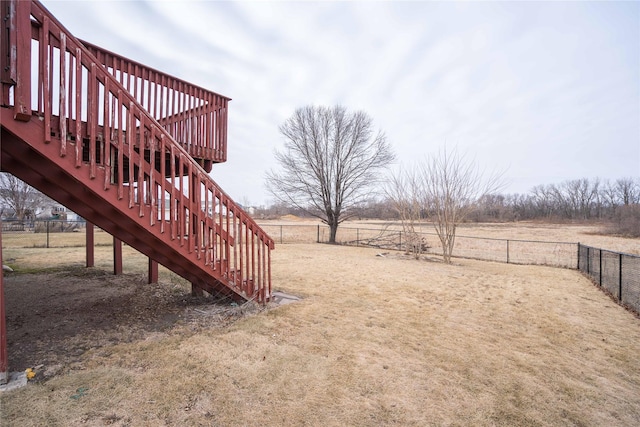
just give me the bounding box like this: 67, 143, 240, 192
558, 178, 600, 219
615, 177, 640, 206
530, 184, 556, 218
420, 147, 505, 264
266, 105, 395, 243
0, 173, 48, 221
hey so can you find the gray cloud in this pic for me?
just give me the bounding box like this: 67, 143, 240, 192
42, 0, 639, 205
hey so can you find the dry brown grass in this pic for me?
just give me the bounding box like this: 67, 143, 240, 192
2, 237, 640, 426
3, 242, 184, 284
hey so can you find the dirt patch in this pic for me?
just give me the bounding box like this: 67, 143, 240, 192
3, 267, 260, 381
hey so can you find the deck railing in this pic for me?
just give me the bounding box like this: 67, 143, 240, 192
1, 0, 273, 302
82, 41, 229, 168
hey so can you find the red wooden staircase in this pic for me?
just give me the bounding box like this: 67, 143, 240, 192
0, 0, 274, 308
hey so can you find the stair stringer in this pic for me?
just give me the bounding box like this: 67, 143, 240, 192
1, 111, 247, 303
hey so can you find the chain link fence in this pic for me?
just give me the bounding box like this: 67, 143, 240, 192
258, 224, 323, 244
578, 245, 640, 315
1, 220, 113, 248
315, 225, 578, 268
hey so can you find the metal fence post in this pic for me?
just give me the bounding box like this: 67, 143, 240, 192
599, 249, 602, 286
619, 253, 623, 302
46, 220, 50, 248
577, 243, 580, 270
317, 225, 320, 243
506, 240, 510, 263
356, 228, 359, 246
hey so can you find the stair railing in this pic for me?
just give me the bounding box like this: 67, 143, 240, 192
3, 0, 273, 302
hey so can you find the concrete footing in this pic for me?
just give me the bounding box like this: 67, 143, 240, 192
271, 291, 301, 306
0, 371, 27, 392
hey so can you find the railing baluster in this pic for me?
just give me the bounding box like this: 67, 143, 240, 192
74, 48, 82, 167
217, 195, 222, 270
128, 102, 135, 208
170, 144, 176, 240
35, 18, 43, 114
160, 134, 166, 233
233, 209, 238, 285
110, 80, 117, 143
67, 44, 73, 125
125, 60, 132, 94
117, 90, 124, 199
267, 244, 272, 301
236, 215, 243, 289
169, 79, 176, 132
260, 240, 265, 300
178, 153, 184, 246
59, 32, 67, 156
251, 226, 256, 295
155, 71, 161, 120
225, 198, 230, 278
132, 63, 139, 102
203, 182, 210, 265
138, 116, 145, 217
159, 73, 166, 122
177, 81, 184, 147
89, 63, 97, 178
103, 77, 111, 190
149, 126, 156, 226
189, 84, 196, 152
243, 220, 249, 293
187, 161, 193, 253
43, 16, 51, 142
140, 66, 146, 113
195, 172, 202, 259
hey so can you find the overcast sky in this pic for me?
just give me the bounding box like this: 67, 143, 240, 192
42, 0, 639, 206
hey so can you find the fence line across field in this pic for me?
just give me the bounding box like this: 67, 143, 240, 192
1, 220, 111, 248
250, 224, 580, 267
313, 225, 578, 269
3, 221, 639, 315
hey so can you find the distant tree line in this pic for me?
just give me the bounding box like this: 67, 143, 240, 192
472, 177, 640, 222
258, 176, 640, 237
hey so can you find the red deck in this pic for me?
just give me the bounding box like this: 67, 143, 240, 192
0, 0, 274, 383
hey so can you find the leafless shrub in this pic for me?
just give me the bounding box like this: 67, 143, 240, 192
385, 167, 426, 259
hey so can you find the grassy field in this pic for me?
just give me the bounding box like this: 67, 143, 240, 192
1, 223, 640, 425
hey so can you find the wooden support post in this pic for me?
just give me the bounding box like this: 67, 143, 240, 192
148, 258, 158, 284
113, 237, 123, 275
1, 227, 8, 385
191, 282, 204, 297
86, 222, 94, 267
0, 0, 11, 104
